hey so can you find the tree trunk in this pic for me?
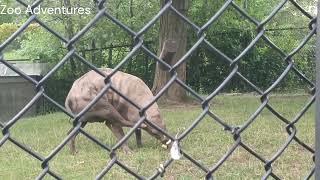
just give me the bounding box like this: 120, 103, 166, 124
63, 0, 76, 76
152, 0, 189, 102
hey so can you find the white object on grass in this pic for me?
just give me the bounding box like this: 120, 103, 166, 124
170, 140, 182, 160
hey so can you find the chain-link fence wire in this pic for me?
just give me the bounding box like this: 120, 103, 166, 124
0, 0, 317, 179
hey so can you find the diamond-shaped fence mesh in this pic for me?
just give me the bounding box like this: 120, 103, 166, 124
0, 0, 317, 179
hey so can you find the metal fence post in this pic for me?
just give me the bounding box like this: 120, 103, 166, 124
316, 1, 320, 179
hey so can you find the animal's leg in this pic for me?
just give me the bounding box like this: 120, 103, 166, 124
105, 122, 132, 154
135, 128, 142, 148
106, 107, 144, 147
68, 121, 87, 155
100, 106, 142, 128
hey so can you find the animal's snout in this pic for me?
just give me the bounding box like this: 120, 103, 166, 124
160, 136, 172, 149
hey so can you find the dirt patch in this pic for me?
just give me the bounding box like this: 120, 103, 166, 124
158, 98, 200, 111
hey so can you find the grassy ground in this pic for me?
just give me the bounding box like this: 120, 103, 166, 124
0, 94, 315, 179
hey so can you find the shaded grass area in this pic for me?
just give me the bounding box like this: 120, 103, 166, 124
0, 95, 315, 179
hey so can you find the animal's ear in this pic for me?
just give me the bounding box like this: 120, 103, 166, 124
158, 39, 177, 71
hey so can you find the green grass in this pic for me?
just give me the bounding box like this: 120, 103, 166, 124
0, 94, 315, 179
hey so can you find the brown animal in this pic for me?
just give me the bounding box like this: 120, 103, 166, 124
65, 68, 170, 154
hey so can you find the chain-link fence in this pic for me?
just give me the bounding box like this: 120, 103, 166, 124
0, 0, 317, 179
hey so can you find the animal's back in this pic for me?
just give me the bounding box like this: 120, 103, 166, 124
100, 68, 159, 122
65, 68, 159, 122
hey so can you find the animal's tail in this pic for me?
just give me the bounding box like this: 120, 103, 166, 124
65, 98, 76, 135
65, 97, 73, 125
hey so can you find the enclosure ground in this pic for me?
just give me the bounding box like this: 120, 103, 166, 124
0, 94, 314, 179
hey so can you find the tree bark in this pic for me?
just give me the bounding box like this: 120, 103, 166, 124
63, 0, 76, 76
152, 0, 189, 102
